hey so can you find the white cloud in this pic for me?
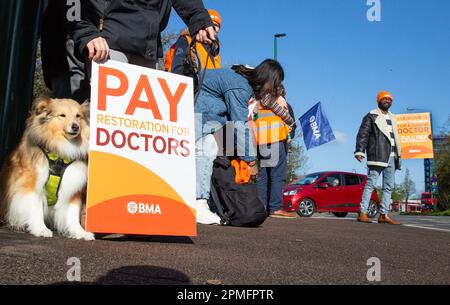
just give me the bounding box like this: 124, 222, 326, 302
333, 130, 348, 145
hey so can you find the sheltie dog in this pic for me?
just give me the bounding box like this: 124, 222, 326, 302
0, 97, 94, 240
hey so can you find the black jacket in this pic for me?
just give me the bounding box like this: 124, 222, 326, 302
72, 0, 213, 61
355, 108, 402, 169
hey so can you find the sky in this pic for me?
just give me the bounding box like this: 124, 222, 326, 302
164, 0, 450, 196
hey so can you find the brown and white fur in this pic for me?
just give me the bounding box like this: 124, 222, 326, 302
0, 97, 94, 240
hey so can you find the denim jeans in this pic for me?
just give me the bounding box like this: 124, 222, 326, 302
257, 142, 287, 213
360, 157, 396, 215
196, 134, 218, 200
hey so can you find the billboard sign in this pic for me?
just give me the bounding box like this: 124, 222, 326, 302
396, 113, 434, 159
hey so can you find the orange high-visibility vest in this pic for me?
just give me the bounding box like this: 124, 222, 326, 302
164, 31, 221, 72
252, 101, 289, 145
164, 47, 175, 71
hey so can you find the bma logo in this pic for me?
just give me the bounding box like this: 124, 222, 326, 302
127, 202, 138, 214
127, 201, 162, 215
309, 116, 321, 140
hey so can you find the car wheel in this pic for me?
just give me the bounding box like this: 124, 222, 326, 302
332, 212, 348, 218
297, 199, 316, 217
367, 200, 379, 218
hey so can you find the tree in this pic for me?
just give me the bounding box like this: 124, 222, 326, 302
161, 30, 179, 52
401, 168, 416, 211
435, 117, 450, 210
377, 184, 404, 203
157, 30, 180, 70
33, 41, 52, 99
286, 141, 309, 183
392, 184, 406, 203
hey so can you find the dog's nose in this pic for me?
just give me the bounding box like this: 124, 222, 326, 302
71, 123, 80, 132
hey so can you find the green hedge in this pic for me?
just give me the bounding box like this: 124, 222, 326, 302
399, 210, 450, 216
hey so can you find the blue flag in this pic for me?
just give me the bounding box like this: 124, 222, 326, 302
300, 102, 336, 150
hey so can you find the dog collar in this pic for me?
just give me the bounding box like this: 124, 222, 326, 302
41, 148, 74, 206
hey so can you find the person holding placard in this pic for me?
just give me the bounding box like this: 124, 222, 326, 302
73, 0, 217, 69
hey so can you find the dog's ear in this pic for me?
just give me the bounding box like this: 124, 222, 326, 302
32, 97, 52, 115
80, 99, 90, 121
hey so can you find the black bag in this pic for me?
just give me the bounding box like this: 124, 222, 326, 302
209, 157, 267, 227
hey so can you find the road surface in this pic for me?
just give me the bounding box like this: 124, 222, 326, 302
0, 215, 449, 285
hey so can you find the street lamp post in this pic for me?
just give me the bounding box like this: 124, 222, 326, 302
274, 33, 287, 61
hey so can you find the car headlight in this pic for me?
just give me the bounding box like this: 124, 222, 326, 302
283, 189, 299, 196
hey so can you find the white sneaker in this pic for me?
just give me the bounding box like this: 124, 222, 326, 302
195, 199, 221, 225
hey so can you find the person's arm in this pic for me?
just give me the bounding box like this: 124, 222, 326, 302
171, 0, 216, 43
260, 95, 295, 126
224, 89, 257, 163
72, 2, 109, 62
355, 114, 372, 161
170, 36, 189, 75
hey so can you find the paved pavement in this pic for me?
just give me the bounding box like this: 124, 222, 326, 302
312, 212, 450, 233
0, 216, 449, 285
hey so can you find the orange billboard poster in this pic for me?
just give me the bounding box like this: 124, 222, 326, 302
86, 60, 196, 236
396, 113, 434, 159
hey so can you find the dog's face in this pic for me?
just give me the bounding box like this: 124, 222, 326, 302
27, 97, 90, 159
40, 99, 87, 139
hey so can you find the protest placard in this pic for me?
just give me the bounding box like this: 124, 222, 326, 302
86, 60, 196, 236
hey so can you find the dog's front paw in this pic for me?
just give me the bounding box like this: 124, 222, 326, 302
81, 232, 95, 241
30, 227, 53, 238
70, 230, 95, 241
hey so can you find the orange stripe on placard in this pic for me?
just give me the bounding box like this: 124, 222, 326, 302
402, 145, 434, 159
86, 194, 196, 236
87, 151, 185, 209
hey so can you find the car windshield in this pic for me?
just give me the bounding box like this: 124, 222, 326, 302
422, 194, 431, 199
294, 174, 322, 186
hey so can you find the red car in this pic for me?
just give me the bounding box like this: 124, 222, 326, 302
283, 171, 380, 218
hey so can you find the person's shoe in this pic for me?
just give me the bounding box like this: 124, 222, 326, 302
357, 212, 372, 223
269, 210, 297, 219
195, 199, 221, 225
378, 214, 401, 225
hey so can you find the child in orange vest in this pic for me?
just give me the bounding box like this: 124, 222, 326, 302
255, 86, 298, 218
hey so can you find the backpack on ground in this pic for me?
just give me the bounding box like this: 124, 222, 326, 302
209, 157, 267, 227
